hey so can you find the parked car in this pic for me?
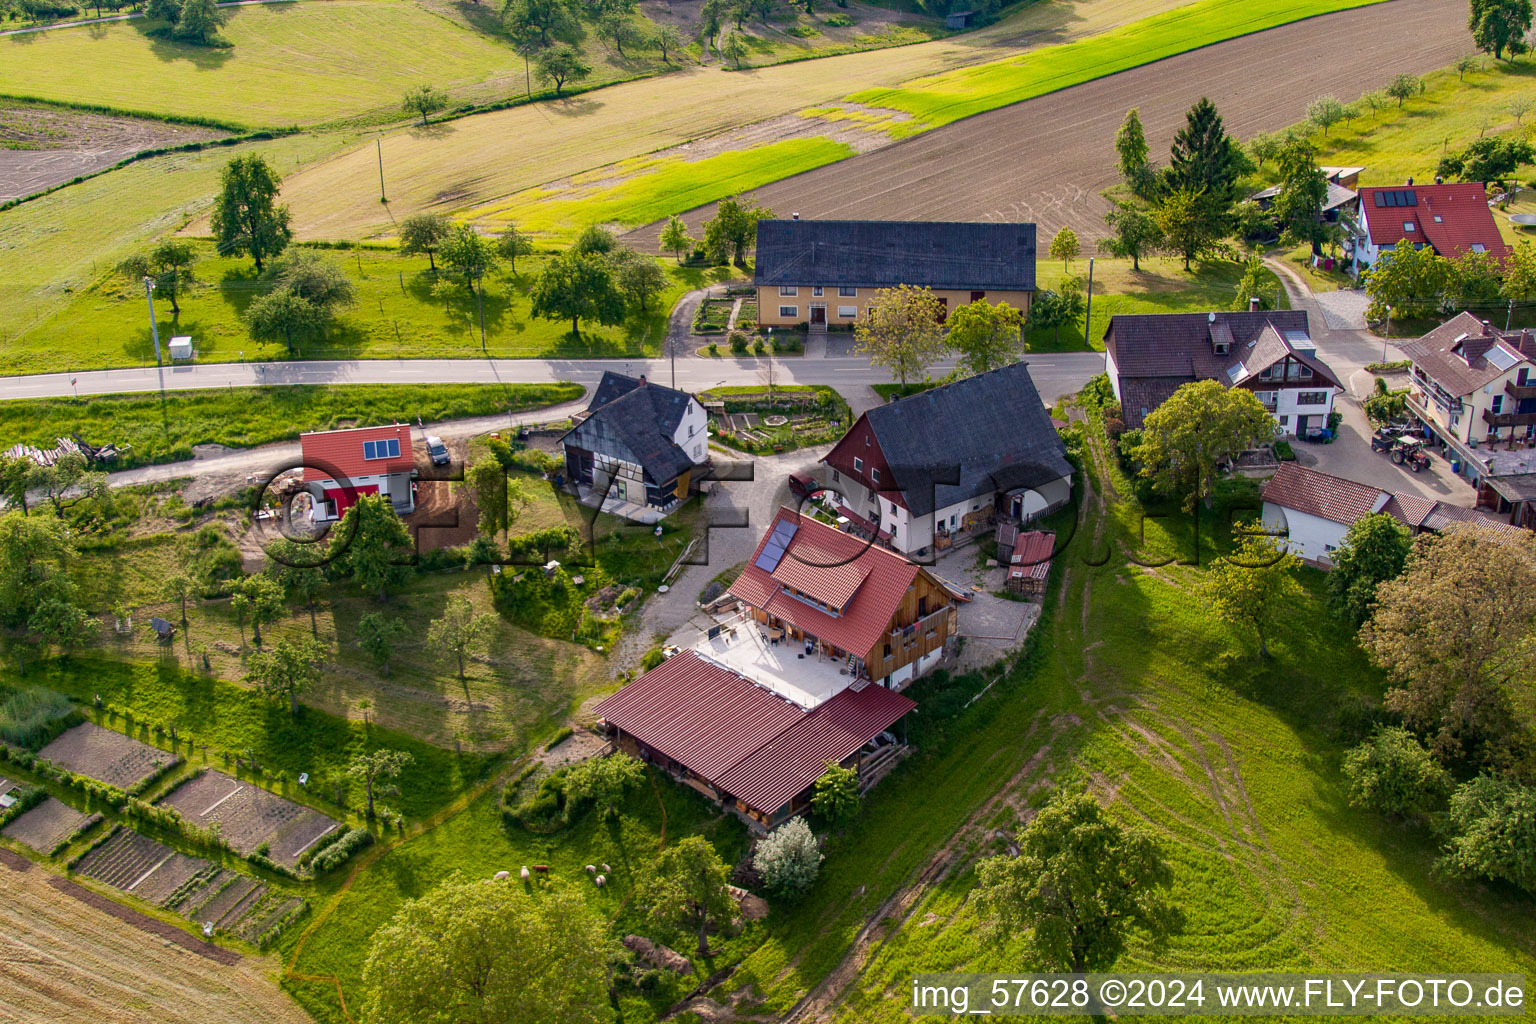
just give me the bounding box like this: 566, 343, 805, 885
788, 471, 819, 500
426, 435, 450, 466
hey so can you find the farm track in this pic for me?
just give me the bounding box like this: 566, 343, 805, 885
627, 0, 1470, 250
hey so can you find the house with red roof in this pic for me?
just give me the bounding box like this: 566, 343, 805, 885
299, 423, 416, 522
1352, 181, 1509, 271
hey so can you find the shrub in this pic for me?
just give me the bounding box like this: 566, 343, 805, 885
544, 727, 574, 751
1273, 440, 1296, 461
811, 763, 860, 824
310, 826, 374, 873
1342, 727, 1449, 816
1438, 775, 1536, 893
728, 330, 750, 354
823, 11, 854, 25
640, 646, 667, 672
753, 816, 823, 895
0, 687, 80, 750
787, 23, 817, 35
753, 339, 767, 355
707, 342, 720, 356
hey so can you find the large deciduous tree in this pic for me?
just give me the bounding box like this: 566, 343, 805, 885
1271, 142, 1329, 256
1201, 531, 1300, 658
702, 194, 771, 266
362, 877, 616, 1024
1102, 203, 1160, 272
946, 299, 1025, 376
330, 493, 414, 601
117, 239, 197, 317
1327, 512, 1412, 626
356, 611, 407, 678
530, 251, 627, 338
643, 836, 734, 955
245, 636, 325, 716
426, 593, 496, 680
399, 213, 453, 274
402, 83, 450, 125
347, 748, 414, 818
610, 248, 669, 312
974, 791, 1181, 977
659, 214, 694, 263
210, 155, 292, 273
1048, 226, 1080, 270
1438, 774, 1536, 892
172, 0, 227, 44
497, 223, 535, 274
440, 224, 501, 291
1361, 526, 1536, 779
502, 0, 580, 46
1342, 727, 1450, 817
1153, 187, 1223, 271
534, 45, 593, 96
1364, 244, 1451, 322
1128, 381, 1275, 510
1469, 0, 1533, 60
854, 285, 947, 389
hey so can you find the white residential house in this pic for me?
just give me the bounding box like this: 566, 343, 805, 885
299, 423, 417, 522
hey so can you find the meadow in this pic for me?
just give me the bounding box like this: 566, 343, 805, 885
9, 242, 732, 374
0, 382, 581, 468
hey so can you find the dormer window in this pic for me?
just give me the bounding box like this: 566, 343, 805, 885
1214, 342, 1229, 355
1472, 243, 1487, 253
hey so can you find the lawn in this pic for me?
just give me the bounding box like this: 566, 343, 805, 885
845, 0, 1390, 129
464, 138, 854, 242
0, 382, 582, 468
10, 242, 731, 373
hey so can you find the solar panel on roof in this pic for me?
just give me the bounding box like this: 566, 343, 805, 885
1374, 193, 1384, 207
1405, 191, 1418, 206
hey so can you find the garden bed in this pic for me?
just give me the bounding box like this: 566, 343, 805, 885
1, 796, 98, 855
38, 722, 178, 791
691, 298, 734, 335
702, 385, 850, 454
158, 770, 339, 868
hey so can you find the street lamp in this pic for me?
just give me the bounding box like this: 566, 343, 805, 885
1383, 305, 1392, 363
143, 276, 162, 366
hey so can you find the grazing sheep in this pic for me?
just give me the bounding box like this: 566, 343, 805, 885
494, 870, 510, 881
600, 863, 611, 873
520, 866, 531, 880
594, 875, 606, 888
585, 864, 596, 873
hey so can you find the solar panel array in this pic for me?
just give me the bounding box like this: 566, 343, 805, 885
754, 519, 800, 572
1374, 189, 1418, 208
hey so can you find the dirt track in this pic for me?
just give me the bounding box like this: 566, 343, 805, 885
626, 0, 1470, 250
0, 859, 308, 1024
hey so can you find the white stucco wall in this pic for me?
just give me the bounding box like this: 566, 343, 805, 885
1262, 502, 1349, 565
670, 398, 710, 465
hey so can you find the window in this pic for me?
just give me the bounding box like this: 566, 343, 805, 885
1279, 415, 1289, 427
1297, 391, 1329, 406
1492, 394, 1505, 414
1404, 221, 1416, 232
888, 500, 897, 516
839, 286, 857, 297
812, 286, 824, 297
970, 290, 986, 302
854, 457, 864, 473
1259, 365, 1276, 379
838, 305, 858, 318
1472, 243, 1487, 254
363, 438, 401, 460
779, 305, 798, 318
871, 467, 881, 483
1299, 365, 1313, 378
779, 286, 798, 296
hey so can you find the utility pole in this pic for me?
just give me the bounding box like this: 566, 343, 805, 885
377, 138, 386, 204
475, 271, 487, 351
1507, 297, 1515, 333
1383, 305, 1392, 363
143, 276, 162, 365
1082, 257, 1095, 349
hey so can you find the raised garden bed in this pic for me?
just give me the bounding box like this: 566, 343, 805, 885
691, 298, 734, 335
702, 385, 850, 454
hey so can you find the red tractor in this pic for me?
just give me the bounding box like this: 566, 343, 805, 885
1390, 437, 1431, 473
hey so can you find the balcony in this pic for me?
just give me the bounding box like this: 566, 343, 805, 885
1507, 380, 1536, 401
1483, 408, 1536, 428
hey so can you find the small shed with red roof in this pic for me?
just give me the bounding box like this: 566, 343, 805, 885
299, 423, 416, 522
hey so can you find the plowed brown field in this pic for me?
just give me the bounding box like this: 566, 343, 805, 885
627, 0, 1470, 249
0, 861, 307, 1024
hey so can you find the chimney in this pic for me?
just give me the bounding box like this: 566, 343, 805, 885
1483, 321, 1494, 337
791, 212, 800, 220
638, 374, 647, 386
1249, 297, 1261, 312
1407, 176, 1414, 186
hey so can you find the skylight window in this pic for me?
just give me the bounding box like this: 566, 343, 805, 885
1404, 221, 1416, 233
1226, 363, 1245, 383
1471, 243, 1487, 253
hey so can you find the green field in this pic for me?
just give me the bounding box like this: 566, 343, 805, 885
10, 242, 734, 373
0, 382, 581, 468
0, 0, 525, 128
468, 138, 854, 241
845, 0, 1388, 129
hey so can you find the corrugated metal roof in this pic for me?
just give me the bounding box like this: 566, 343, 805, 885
300, 424, 414, 482
1008, 530, 1055, 581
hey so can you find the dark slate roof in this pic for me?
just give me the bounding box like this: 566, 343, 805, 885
560, 372, 697, 483
858, 362, 1072, 517
753, 219, 1036, 291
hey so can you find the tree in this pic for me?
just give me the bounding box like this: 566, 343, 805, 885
118, 239, 197, 317
701, 194, 771, 266
854, 285, 947, 389
810, 762, 859, 823
210, 155, 291, 273
26, 452, 107, 517
1025, 278, 1085, 346
1115, 108, 1156, 199
1163, 97, 1250, 217
1229, 254, 1274, 312
1328, 512, 1412, 626
1438, 774, 1536, 892
427, 593, 496, 680
362, 876, 615, 1024
1362, 526, 1536, 777
238, 572, 285, 646
145, 0, 178, 22
572, 224, 617, 256
653, 22, 683, 61
497, 223, 535, 274
1343, 727, 1450, 816
530, 251, 627, 338
1047, 226, 1080, 270
440, 224, 500, 291
1102, 203, 1160, 272
1447, 249, 1504, 310
1386, 73, 1424, 110
611, 249, 668, 311
974, 791, 1180, 976
660, 214, 694, 262
356, 611, 407, 678
468, 458, 509, 538
1246, 131, 1282, 171
1438, 136, 1535, 187
1364, 245, 1451, 322
172, 0, 226, 44
267, 541, 325, 633
753, 817, 822, 896
1306, 94, 1347, 136
1456, 53, 1483, 79
0, 455, 30, 515
269, 249, 357, 311
27, 596, 99, 655
721, 29, 748, 68
1469, 0, 1533, 60
1201, 530, 1300, 658
502, 0, 580, 46
1271, 142, 1330, 255
245, 636, 324, 716
1504, 239, 1536, 301
564, 752, 645, 819
347, 749, 414, 818
644, 836, 734, 955
946, 299, 1025, 376
1129, 381, 1275, 510
1153, 187, 1223, 271
1363, 374, 1409, 425
597, 11, 638, 55
330, 493, 414, 601
398, 213, 453, 274
535, 45, 592, 96
161, 572, 197, 625
246, 289, 327, 355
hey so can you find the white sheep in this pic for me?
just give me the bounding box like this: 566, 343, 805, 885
520, 866, 531, 880
594, 874, 606, 888
494, 870, 510, 881
585, 864, 596, 873
600, 863, 611, 873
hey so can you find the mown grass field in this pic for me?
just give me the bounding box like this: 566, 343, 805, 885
10, 242, 731, 374
0, 382, 581, 467
845, 0, 1390, 129
465, 138, 853, 241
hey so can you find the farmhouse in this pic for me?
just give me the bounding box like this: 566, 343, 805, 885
559, 372, 708, 521
819, 362, 1073, 556
1260, 463, 1516, 565
1399, 312, 1536, 448
1351, 181, 1508, 270
752, 218, 1036, 329
1103, 309, 1342, 435
299, 423, 416, 522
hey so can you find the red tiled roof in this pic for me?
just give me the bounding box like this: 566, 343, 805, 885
300, 423, 414, 483
714, 683, 914, 815
1008, 530, 1055, 582
730, 508, 921, 660
1261, 464, 1388, 526
1380, 492, 1435, 529
1359, 183, 1509, 259
591, 651, 803, 780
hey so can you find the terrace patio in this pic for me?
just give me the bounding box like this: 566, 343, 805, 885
683, 611, 860, 710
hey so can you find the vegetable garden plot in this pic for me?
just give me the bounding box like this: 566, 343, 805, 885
37, 722, 177, 790
159, 770, 338, 867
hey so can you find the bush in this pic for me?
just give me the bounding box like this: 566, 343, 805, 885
753, 816, 823, 896
1342, 727, 1449, 817
728, 330, 750, 354
1438, 774, 1536, 893
0, 785, 46, 828
823, 11, 854, 25
707, 342, 719, 356
787, 23, 817, 35
640, 646, 667, 672
544, 727, 574, 751
310, 826, 374, 873
1273, 440, 1296, 461
0, 687, 80, 750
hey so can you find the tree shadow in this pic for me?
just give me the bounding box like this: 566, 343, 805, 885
545, 95, 604, 118
136, 23, 236, 68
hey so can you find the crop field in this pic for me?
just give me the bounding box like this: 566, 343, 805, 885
636, 0, 1471, 251
0, 855, 310, 1024
0, 0, 524, 129
160, 771, 338, 866
37, 721, 178, 790
273, 0, 1207, 240
0, 796, 98, 854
